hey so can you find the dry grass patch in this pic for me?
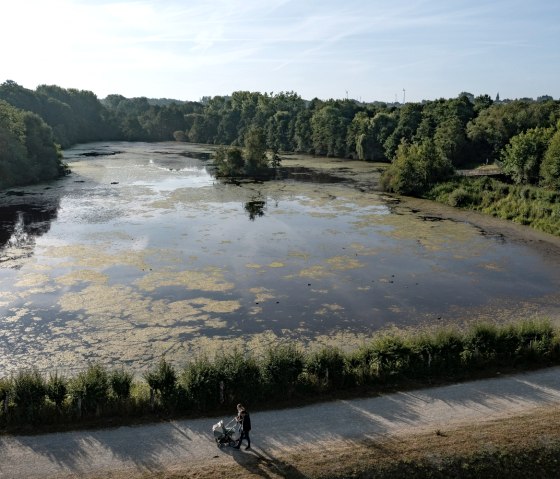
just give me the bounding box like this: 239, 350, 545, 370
103, 406, 560, 479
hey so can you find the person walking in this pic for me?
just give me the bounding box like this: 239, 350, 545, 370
233, 403, 251, 450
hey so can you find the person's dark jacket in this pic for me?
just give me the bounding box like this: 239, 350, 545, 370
240, 412, 251, 432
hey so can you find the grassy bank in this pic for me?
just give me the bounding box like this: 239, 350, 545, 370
1, 319, 559, 434
428, 176, 560, 236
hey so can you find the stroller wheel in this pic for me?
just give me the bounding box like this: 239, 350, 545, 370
229, 439, 237, 447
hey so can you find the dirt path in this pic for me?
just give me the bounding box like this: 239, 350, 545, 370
0, 367, 559, 479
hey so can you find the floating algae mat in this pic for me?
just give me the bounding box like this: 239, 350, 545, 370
1, 141, 560, 375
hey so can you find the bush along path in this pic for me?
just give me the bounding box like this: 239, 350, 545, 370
0, 366, 559, 479
0, 319, 559, 433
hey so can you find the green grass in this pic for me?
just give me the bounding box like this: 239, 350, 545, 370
428, 176, 560, 235
0, 319, 559, 434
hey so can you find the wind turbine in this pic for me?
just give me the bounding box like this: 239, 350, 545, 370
402, 88, 406, 104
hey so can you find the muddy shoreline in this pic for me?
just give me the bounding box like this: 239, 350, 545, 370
281, 153, 560, 261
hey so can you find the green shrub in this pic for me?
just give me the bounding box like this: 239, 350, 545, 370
430, 328, 464, 374
511, 319, 554, 363
0, 377, 11, 402
110, 369, 134, 401
305, 347, 347, 390
214, 350, 262, 405
69, 364, 110, 416
144, 358, 177, 404
46, 373, 67, 409
408, 333, 438, 377
368, 334, 413, 380
463, 323, 500, 368
181, 356, 220, 411
447, 187, 472, 207
261, 344, 304, 398
12, 369, 47, 422
346, 346, 376, 386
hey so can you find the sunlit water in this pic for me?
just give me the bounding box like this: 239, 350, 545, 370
1, 142, 560, 375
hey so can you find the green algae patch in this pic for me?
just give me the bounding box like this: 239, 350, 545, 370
349, 243, 379, 256
0, 292, 17, 308
288, 250, 311, 261
297, 265, 333, 279
315, 303, 345, 316
268, 261, 285, 268
372, 212, 485, 254
136, 267, 234, 293
245, 263, 262, 269
14, 273, 50, 288
325, 256, 364, 270
56, 270, 109, 286
43, 244, 151, 270
250, 287, 276, 303
189, 297, 241, 314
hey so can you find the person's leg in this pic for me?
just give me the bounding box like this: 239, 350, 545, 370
245, 431, 251, 449
235, 430, 246, 448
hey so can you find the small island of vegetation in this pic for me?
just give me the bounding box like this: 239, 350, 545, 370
213, 125, 281, 180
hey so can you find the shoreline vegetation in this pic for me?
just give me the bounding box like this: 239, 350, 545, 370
0, 319, 558, 435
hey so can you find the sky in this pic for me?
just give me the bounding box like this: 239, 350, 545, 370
2, 0, 559, 103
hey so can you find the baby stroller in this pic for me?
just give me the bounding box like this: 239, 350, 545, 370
212, 418, 239, 447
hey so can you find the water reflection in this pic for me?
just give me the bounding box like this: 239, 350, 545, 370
0, 192, 60, 267
244, 198, 266, 221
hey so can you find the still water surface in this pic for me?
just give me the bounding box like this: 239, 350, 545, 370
1, 142, 559, 374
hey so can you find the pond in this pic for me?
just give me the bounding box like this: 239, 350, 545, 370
1, 142, 560, 375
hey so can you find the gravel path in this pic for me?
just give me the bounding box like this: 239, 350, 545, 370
1, 366, 559, 479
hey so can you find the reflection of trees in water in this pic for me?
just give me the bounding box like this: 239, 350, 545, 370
244, 199, 266, 221
0, 194, 60, 265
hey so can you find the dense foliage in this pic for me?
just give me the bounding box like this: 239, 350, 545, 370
213, 126, 281, 178
0, 319, 558, 431
0, 99, 67, 189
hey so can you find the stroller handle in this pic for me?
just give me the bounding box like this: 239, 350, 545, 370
225, 417, 238, 428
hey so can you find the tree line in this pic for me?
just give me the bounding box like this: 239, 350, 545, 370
1, 79, 560, 193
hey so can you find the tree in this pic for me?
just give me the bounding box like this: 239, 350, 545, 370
347, 111, 370, 160
243, 126, 268, 173
294, 109, 313, 153
382, 139, 453, 196
466, 100, 557, 163
540, 128, 560, 189
434, 116, 469, 167
213, 126, 279, 179
501, 127, 553, 185
310, 105, 348, 157
213, 146, 245, 176
383, 103, 423, 160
